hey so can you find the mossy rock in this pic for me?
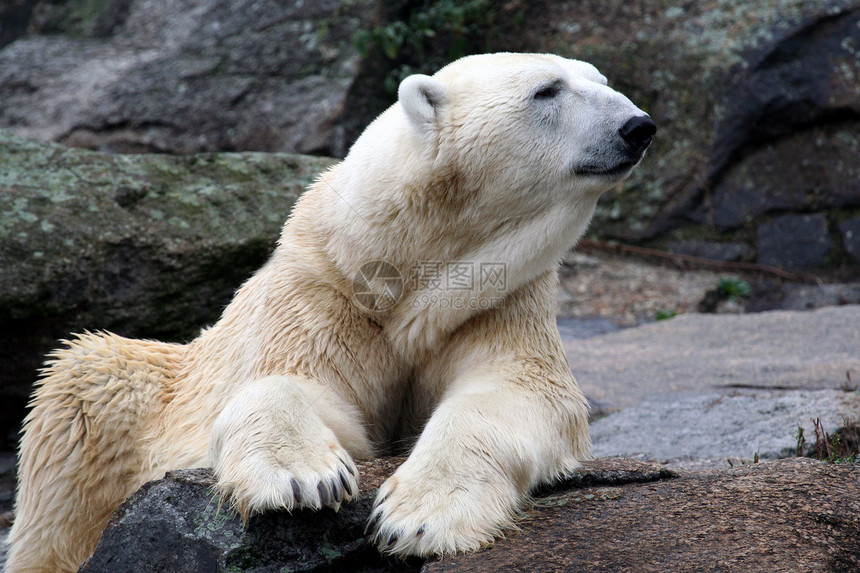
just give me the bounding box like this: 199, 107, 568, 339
0, 131, 335, 445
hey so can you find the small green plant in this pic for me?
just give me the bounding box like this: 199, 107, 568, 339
808, 417, 859, 464
655, 309, 678, 321
353, 0, 499, 95
795, 425, 806, 457
355, 0, 491, 61
717, 277, 751, 301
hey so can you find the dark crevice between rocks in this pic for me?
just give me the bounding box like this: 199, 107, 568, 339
648, 5, 860, 240
532, 459, 678, 499
710, 7, 860, 179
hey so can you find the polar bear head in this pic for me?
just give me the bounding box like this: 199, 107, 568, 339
396, 53, 654, 204
325, 52, 654, 294
338, 53, 653, 222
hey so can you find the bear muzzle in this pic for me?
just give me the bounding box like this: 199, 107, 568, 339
573, 114, 656, 178
619, 115, 657, 155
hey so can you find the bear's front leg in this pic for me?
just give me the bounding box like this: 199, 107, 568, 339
209, 375, 373, 519
368, 366, 591, 556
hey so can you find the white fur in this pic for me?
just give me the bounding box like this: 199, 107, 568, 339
398, 74, 447, 132
8, 52, 651, 571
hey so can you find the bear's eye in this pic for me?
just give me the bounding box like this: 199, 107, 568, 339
533, 83, 562, 100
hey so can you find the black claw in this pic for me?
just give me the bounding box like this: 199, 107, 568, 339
416, 525, 425, 536
331, 477, 343, 503
318, 481, 331, 506
290, 479, 302, 505
387, 533, 399, 547
338, 468, 351, 494
340, 457, 356, 476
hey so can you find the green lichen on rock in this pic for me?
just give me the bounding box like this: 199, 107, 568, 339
0, 130, 336, 445
534, 0, 860, 247
0, 129, 334, 321
193, 500, 240, 545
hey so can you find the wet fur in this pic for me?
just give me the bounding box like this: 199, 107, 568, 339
8, 53, 651, 571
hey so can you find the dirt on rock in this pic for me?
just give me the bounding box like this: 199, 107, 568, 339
557, 250, 734, 326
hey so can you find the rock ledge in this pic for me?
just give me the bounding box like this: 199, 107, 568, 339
81, 457, 859, 573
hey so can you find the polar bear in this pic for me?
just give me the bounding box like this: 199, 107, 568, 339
8, 52, 654, 572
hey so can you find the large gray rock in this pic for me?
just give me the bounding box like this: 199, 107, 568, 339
522, 0, 860, 270
80, 457, 860, 572
79, 467, 386, 573
566, 306, 860, 468
0, 0, 379, 157
591, 389, 860, 464
0, 131, 335, 445
566, 306, 860, 411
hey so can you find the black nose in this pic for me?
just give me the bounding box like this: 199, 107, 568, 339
619, 115, 656, 152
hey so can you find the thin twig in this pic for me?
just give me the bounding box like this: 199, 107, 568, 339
578, 238, 806, 281
812, 417, 831, 460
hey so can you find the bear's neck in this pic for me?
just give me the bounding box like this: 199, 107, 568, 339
288, 164, 601, 355
385, 191, 600, 353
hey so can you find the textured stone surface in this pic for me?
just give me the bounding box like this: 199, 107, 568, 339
712, 124, 860, 230
779, 282, 860, 310
0, 0, 379, 157
0, 131, 335, 445
568, 305, 860, 470
522, 0, 860, 270
757, 213, 833, 270
565, 306, 860, 411
79, 467, 396, 573
590, 389, 860, 464
80, 458, 860, 573
421, 458, 860, 573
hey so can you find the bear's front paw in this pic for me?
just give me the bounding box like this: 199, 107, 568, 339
213, 441, 360, 520
366, 461, 519, 557
209, 376, 364, 520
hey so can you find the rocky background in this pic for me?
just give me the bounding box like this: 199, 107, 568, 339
2, 0, 858, 435
1, 1, 860, 570
2, 0, 859, 270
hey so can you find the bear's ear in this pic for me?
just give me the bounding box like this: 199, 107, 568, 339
398, 74, 447, 131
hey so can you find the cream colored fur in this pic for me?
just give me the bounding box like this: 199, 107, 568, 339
8, 52, 652, 571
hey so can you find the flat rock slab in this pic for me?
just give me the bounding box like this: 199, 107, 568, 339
424, 457, 860, 573
565, 306, 860, 411
591, 389, 860, 464
81, 457, 860, 573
